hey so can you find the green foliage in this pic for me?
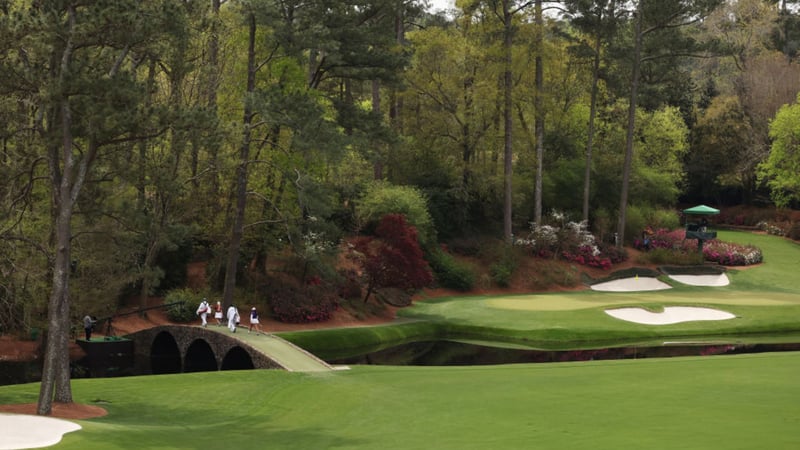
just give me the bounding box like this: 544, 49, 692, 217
625, 206, 679, 245
760, 93, 800, 207
624, 206, 648, 245
356, 182, 436, 247
638, 106, 689, 181
632, 166, 682, 207
489, 263, 514, 288
591, 208, 615, 244
426, 247, 476, 292
163, 289, 201, 323
525, 259, 581, 291
543, 158, 585, 215
687, 95, 751, 202
485, 243, 520, 288
153, 233, 194, 294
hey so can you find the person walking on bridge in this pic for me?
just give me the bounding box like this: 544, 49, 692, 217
226, 304, 240, 333
213, 301, 223, 326
248, 307, 263, 334
196, 298, 210, 327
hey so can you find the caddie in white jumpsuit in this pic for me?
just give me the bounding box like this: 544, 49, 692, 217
226, 305, 240, 333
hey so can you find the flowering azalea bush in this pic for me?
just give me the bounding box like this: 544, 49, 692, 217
756, 221, 787, 237
636, 227, 763, 266
516, 211, 625, 270
702, 240, 763, 266
561, 245, 613, 270
634, 228, 696, 252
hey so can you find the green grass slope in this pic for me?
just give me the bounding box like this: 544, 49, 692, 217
3, 352, 799, 449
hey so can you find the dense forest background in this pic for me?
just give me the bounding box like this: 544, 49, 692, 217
2, 0, 800, 413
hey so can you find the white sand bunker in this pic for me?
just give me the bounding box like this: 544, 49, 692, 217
668, 273, 730, 287
605, 306, 736, 325
590, 277, 672, 292
0, 413, 81, 450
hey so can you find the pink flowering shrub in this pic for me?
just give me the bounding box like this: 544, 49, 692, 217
561, 246, 613, 270
634, 228, 696, 252
702, 240, 763, 266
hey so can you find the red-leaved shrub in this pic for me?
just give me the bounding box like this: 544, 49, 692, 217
352, 214, 433, 303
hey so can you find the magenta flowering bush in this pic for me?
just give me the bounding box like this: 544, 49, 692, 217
702, 240, 763, 266
561, 246, 613, 270
634, 228, 696, 252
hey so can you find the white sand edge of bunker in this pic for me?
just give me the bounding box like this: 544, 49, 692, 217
0, 413, 81, 450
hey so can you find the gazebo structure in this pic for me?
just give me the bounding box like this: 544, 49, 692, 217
683, 204, 719, 250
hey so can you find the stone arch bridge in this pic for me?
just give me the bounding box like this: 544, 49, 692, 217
126, 325, 334, 375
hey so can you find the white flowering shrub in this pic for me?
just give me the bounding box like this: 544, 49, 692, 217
756, 221, 787, 237
703, 241, 763, 266
515, 211, 623, 269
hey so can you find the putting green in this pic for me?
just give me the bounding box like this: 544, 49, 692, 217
486, 290, 800, 312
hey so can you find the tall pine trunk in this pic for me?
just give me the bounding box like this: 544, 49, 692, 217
617, 4, 643, 247
502, 0, 513, 242
38, 7, 78, 414
222, 12, 256, 309
533, 0, 544, 226
582, 29, 603, 223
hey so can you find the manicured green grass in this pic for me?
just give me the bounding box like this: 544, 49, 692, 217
284, 232, 800, 354
4, 231, 800, 449
3, 352, 800, 449
716, 230, 800, 293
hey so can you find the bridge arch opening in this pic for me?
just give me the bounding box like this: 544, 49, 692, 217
151, 331, 181, 374
221, 346, 255, 371
185, 339, 218, 372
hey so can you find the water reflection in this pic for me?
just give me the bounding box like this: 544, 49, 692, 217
327, 340, 800, 367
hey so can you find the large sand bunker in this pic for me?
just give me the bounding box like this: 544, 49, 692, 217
668, 273, 730, 287
590, 277, 672, 292
591, 273, 731, 292
605, 306, 736, 325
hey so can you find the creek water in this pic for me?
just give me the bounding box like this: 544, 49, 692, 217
326, 340, 800, 366
4, 339, 800, 386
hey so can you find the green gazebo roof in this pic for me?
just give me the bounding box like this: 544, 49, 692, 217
683, 204, 720, 215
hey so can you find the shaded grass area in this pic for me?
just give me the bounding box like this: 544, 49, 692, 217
3, 352, 800, 449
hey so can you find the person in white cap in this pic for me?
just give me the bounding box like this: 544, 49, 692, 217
248, 307, 263, 334
196, 298, 210, 327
